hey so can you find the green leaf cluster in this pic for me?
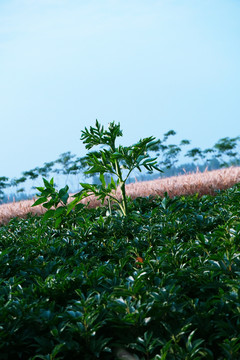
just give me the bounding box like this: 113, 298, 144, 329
32, 178, 70, 228
1, 183, 240, 358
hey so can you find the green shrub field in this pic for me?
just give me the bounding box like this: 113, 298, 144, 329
1, 182, 240, 359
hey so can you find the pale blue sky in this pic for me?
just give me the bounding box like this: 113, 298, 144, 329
1, 0, 240, 179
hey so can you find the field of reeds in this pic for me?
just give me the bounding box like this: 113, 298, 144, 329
1, 166, 240, 226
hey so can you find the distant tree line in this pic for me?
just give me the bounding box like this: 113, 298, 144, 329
0, 131, 240, 204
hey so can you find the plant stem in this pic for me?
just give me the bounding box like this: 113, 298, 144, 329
120, 180, 127, 216
110, 140, 128, 216
114, 159, 127, 216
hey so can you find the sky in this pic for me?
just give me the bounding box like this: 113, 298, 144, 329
1, 0, 240, 181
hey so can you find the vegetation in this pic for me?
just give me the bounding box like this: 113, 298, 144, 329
0, 122, 239, 204
32, 121, 162, 221
1, 121, 240, 359
1, 183, 240, 359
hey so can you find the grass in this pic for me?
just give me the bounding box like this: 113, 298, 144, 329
0, 167, 240, 359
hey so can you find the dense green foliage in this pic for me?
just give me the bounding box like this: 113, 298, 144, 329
1, 182, 240, 359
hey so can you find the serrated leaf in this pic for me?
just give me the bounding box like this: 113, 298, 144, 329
66, 198, 81, 215
59, 187, 69, 204
100, 173, 106, 187
43, 209, 55, 221
55, 216, 63, 228
31, 197, 48, 207
110, 176, 117, 190
43, 178, 53, 189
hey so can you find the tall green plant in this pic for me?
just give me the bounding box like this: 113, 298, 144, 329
32, 120, 162, 221
72, 120, 162, 216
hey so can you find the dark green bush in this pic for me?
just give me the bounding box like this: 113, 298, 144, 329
0, 183, 240, 359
